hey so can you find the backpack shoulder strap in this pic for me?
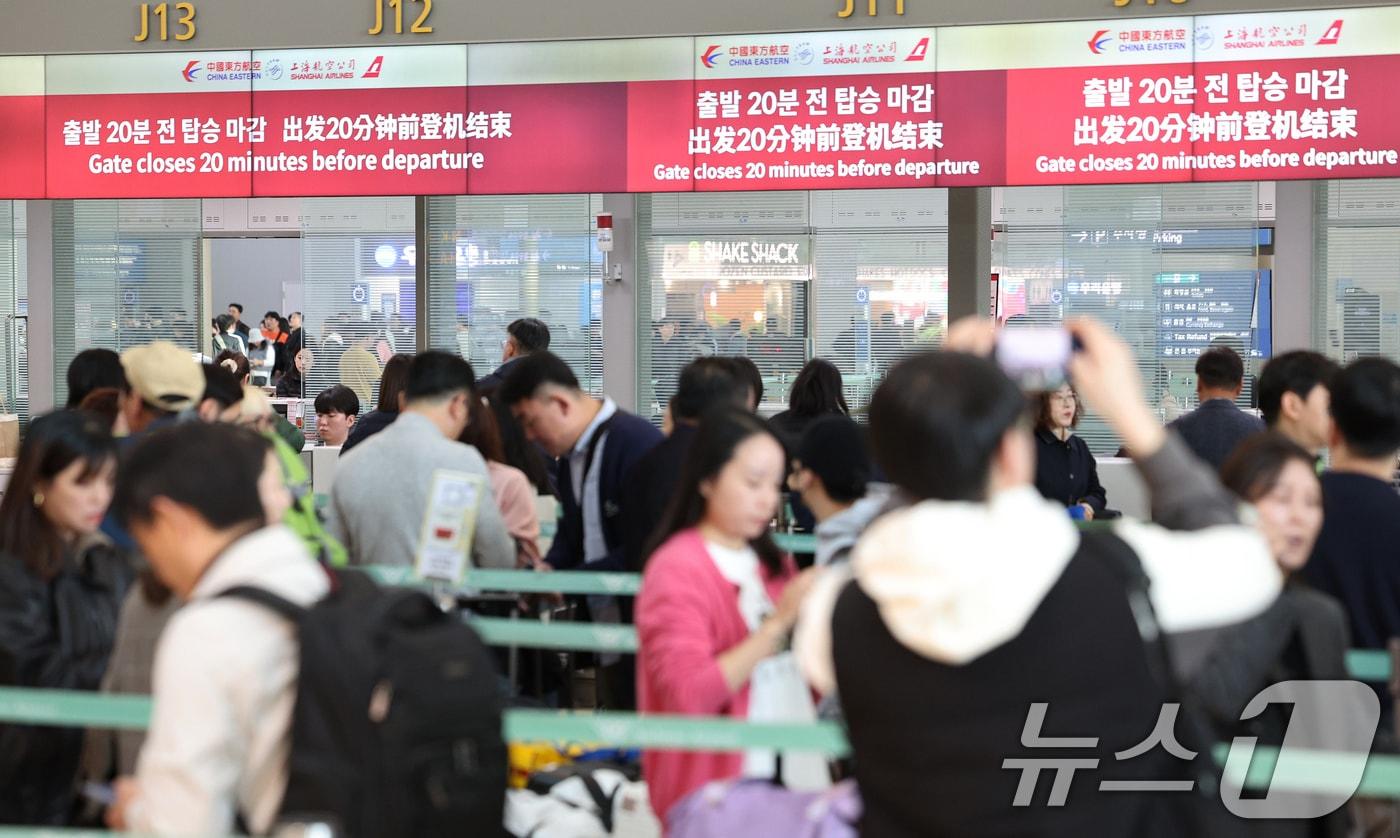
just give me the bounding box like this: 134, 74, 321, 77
216, 585, 307, 623
1080, 529, 1175, 691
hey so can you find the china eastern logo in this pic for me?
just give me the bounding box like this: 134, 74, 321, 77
182, 60, 201, 82
1088, 30, 1113, 54
701, 45, 724, 68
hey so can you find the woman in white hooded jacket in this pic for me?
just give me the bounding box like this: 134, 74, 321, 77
795, 318, 1282, 838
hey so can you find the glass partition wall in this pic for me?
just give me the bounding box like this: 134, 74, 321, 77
51, 199, 202, 408
32, 184, 1281, 446
637, 189, 950, 423
426, 194, 604, 395
995, 183, 1266, 455
299, 197, 417, 431
0, 201, 24, 422
1314, 180, 1400, 365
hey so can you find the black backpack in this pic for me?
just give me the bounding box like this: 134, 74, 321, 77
219, 569, 507, 837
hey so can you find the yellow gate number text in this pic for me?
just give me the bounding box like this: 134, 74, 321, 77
134, 2, 196, 42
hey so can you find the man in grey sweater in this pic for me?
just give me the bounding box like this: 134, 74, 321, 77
327, 352, 515, 570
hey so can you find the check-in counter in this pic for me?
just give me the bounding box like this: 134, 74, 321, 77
1096, 458, 1150, 521
310, 445, 342, 498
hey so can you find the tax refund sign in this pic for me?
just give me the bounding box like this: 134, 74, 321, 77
6, 6, 1400, 198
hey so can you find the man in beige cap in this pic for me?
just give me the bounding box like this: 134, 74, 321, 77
118, 342, 205, 437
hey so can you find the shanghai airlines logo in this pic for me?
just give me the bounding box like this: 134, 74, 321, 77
362, 55, 384, 78
701, 45, 724, 68
1088, 29, 1113, 54
905, 36, 930, 61
1316, 19, 1344, 45
181, 60, 201, 82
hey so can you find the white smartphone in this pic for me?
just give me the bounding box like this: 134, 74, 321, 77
996, 327, 1074, 391
81, 781, 115, 806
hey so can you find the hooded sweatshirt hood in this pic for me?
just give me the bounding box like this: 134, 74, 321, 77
852, 486, 1079, 666
794, 482, 1280, 697
795, 486, 1078, 694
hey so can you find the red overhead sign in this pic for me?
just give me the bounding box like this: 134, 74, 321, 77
4, 7, 1400, 198
0, 58, 47, 199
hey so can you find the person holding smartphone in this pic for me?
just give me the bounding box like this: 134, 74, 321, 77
1033, 382, 1108, 520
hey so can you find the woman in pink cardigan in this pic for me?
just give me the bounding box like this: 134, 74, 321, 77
462, 397, 542, 567
635, 408, 817, 823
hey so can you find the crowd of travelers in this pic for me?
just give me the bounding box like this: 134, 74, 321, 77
2, 308, 1399, 837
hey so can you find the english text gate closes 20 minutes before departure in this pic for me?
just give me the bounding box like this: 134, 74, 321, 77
2, 5, 1399, 199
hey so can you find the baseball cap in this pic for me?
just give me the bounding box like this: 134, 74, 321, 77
796, 415, 871, 502
121, 342, 204, 413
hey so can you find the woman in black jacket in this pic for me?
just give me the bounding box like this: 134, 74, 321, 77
1033, 382, 1108, 519
768, 358, 850, 448
275, 348, 312, 398
770, 359, 851, 532
0, 411, 132, 825
1193, 433, 1352, 838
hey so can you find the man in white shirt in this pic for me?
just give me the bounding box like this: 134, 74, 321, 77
106, 422, 328, 836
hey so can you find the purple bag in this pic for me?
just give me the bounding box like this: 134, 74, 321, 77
667, 779, 861, 838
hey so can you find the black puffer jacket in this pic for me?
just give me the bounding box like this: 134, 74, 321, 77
0, 538, 133, 826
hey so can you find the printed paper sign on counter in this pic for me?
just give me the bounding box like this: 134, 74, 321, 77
415, 469, 486, 586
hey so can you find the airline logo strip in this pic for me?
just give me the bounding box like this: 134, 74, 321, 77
45, 52, 257, 197
251, 46, 471, 196
939, 17, 1198, 185
1190, 8, 1400, 180
686, 28, 967, 190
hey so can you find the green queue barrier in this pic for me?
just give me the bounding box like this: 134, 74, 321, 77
0, 687, 845, 754
366, 564, 1397, 682
773, 532, 817, 554
314, 494, 815, 552
364, 565, 643, 597
356, 531, 814, 599
472, 617, 636, 653
1346, 649, 1392, 683
3, 688, 1400, 813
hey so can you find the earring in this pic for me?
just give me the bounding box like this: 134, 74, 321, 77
32, 491, 44, 508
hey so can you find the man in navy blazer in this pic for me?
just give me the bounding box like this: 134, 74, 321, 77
1168, 344, 1264, 471
500, 351, 662, 709
477, 317, 551, 400
500, 350, 662, 574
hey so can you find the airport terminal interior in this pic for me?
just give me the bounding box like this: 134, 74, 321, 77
6, 1, 1400, 835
